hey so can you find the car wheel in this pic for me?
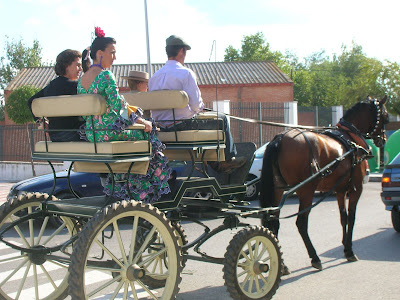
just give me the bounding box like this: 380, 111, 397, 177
391, 206, 400, 232
245, 174, 260, 201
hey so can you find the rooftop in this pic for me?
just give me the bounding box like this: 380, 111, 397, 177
6, 61, 292, 91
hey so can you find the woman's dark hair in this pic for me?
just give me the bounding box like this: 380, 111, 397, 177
82, 48, 91, 73
54, 49, 82, 76
90, 37, 116, 60
166, 45, 184, 58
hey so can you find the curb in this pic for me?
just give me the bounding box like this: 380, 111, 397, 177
369, 173, 382, 182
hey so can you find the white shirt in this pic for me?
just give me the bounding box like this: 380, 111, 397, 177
149, 60, 204, 124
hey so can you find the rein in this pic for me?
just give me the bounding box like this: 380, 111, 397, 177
203, 108, 333, 131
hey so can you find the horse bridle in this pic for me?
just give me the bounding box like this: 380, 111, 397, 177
363, 99, 386, 146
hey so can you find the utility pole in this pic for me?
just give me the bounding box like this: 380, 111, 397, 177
144, 0, 152, 76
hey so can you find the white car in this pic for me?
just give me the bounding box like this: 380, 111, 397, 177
245, 142, 268, 201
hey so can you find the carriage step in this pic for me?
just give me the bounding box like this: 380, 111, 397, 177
43, 195, 111, 218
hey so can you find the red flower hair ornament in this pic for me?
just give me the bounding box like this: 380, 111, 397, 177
95, 27, 105, 38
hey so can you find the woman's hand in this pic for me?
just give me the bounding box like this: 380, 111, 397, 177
141, 119, 153, 132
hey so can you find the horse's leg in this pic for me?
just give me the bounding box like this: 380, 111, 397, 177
336, 192, 348, 248
296, 189, 322, 270
343, 189, 361, 262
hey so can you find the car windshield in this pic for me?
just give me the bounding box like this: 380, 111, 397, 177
254, 142, 269, 158
389, 152, 400, 165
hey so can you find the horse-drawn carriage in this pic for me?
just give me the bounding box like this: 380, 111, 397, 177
0, 90, 283, 300
0, 90, 388, 300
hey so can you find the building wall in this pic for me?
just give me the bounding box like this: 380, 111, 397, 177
199, 84, 293, 103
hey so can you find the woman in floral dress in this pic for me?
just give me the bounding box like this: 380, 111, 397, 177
79, 27, 171, 202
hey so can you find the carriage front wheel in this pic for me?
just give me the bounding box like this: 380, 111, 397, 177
68, 200, 182, 300
0, 192, 77, 300
223, 226, 282, 300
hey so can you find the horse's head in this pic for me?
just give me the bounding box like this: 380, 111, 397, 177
364, 95, 389, 148
342, 96, 389, 148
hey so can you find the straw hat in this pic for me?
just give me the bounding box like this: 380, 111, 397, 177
121, 70, 149, 82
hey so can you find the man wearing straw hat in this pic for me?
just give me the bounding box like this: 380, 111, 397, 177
149, 35, 246, 174
122, 70, 149, 93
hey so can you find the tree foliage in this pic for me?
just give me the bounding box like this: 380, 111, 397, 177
5, 86, 39, 124
0, 37, 43, 98
224, 33, 400, 111
0, 101, 4, 121
224, 32, 286, 69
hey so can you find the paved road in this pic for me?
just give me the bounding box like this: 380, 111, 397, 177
176, 181, 399, 300
0, 182, 14, 205
1, 181, 398, 299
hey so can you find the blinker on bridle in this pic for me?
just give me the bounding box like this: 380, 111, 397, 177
362, 99, 385, 140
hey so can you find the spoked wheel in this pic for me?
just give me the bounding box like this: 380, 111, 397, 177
0, 192, 77, 300
68, 200, 182, 300
139, 220, 188, 289
223, 226, 282, 300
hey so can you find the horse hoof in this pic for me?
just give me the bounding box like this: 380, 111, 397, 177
311, 260, 323, 271
346, 254, 359, 262
282, 264, 291, 276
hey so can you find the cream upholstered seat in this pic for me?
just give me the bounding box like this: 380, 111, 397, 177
34, 140, 151, 157
31, 95, 151, 172
122, 90, 226, 161
73, 161, 150, 175
32, 91, 226, 166
32, 94, 107, 117
157, 130, 224, 143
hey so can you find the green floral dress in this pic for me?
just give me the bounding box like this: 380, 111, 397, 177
78, 70, 171, 202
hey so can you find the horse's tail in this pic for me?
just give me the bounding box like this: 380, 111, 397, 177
259, 136, 280, 209
259, 134, 283, 232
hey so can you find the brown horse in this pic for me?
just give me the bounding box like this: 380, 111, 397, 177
259, 96, 388, 271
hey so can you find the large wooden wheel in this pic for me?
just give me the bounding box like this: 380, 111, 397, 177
68, 200, 182, 300
0, 193, 76, 300
223, 226, 282, 300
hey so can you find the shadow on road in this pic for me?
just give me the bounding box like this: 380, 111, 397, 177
279, 227, 400, 287
177, 285, 228, 300
321, 227, 400, 262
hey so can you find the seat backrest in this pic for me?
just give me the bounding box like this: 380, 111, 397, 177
32, 94, 106, 117
122, 90, 188, 110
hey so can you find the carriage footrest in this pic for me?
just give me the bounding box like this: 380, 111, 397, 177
44, 195, 111, 218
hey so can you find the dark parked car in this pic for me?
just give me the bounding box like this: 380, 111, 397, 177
7, 171, 104, 201
381, 152, 400, 232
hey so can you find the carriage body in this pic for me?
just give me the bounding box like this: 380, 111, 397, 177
0, 91, 283, 300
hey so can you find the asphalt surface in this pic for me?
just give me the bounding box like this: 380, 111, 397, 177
0, 182, 15, 205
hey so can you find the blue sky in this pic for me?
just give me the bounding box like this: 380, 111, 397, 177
0, 0, 399, 67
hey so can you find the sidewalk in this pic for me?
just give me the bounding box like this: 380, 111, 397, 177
0, 182, 16, 205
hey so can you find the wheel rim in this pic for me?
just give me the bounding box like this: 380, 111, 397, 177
246, 183, 257, 198
235, 235, 280, 298
79, 207, 180, 299
0, 198, 75, 300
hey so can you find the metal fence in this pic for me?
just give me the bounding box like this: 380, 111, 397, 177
205, 102, 287, 148
298, 106, 334, 127
0, 124, 45, 162
0, 104, 337, 162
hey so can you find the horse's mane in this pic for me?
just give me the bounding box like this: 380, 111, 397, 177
343, 100, 377, 122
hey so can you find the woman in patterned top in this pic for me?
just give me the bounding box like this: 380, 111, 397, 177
79, 27, 171, 203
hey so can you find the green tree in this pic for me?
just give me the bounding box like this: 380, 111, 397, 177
0, 37, 43, 99
5, 85, 40, 177
379, 61, 400, 115
0, 100, 4, 121
5, 85, 39, 124
224, 32, 286, 68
